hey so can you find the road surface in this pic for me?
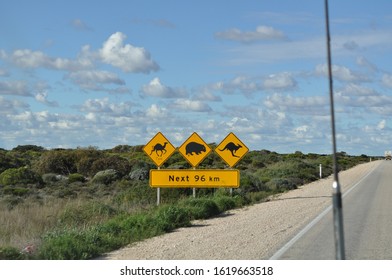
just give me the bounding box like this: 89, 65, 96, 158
272, 160, 392, 259
99, 160, 384, 260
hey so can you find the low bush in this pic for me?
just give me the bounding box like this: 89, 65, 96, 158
214, 195, 237, 212
92, 169, 119, 185
0, 167, 43, 186
181, 198, 220, 220
153, 205, 191, 232
58, 202, 119, 227
266, 178, 297, 191
68, 173, 86, 183
0, 246, 29, 260
38, 229, 102, 260
38, 204, 192, 260
2, 186, 30, 197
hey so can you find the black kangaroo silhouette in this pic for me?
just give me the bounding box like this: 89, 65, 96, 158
150, 142, 167, 157
219, 142, 242, 157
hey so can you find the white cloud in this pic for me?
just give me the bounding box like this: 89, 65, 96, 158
315, 64, 369, 82
292, 125, 312, 139
0, 50, 6, 59
377, 120, 386, 130
4, 32, 158, 76
0, 68, 9, 76
145, 104, 168, 119
382, 74, 392, 88
140, 77, 187, 98
215, 25, 285, 43
193, 88, 222, 102
71, 19, 93, 31
0, 96, 29, 114
224, 117, 256, 133
264, 93, 328, 115
0, 80, 31, 96
35, 91, 59, 107
220, 29, 392, 66
80, 97, 133, 116
99, 32, 159, 73
66, 70, 128, 92
211, 76, 259, 95
9, 48, 94, 71
343, 40, 359, 51
339, 83, 379, 97
263, 72, 297, 90
171, 99, 212, 112
356, 56, 378, 72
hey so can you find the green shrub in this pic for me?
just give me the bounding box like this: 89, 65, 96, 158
0, 167, 43, 186
0, 246, 29, 260
92, 169, 119, 185
38, 229, 101, 260
247, 191, 274, 203
42, 173, 61, 184
266, 178, 297, 191
2, 196, 24, 210
90, 156, 130, 177
153, 205, 191, 232
214, 195, 236, 212
182, 198, 220, 220
2, 186, 30, 196
68, 173, 85, 183
34, 150, 77, 175
59, 202, 119, 227
38, 206, 191, 260
240, 171, 266, 193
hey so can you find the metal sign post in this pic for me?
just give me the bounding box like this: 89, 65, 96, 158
325, 0, 345, 260
157, 167, 161, 205
319, 164, 322, 179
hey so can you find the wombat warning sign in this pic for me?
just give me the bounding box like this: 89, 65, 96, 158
178, 132, 212, 167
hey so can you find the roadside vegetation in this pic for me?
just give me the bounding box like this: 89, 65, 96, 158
0, 144, 372, 259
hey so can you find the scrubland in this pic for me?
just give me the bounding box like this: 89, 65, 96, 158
0, 144, 372, 259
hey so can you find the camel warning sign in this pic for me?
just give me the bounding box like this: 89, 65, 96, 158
178, 132, 212, 167
215, 132, 249, 167
143, 132, 176, 167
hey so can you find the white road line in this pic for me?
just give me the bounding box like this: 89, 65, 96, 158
269, 163, 379, 260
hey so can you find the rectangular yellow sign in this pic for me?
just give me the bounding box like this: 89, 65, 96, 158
149, 169, 240, 188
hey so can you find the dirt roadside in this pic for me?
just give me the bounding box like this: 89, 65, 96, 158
98, 160, 381, 260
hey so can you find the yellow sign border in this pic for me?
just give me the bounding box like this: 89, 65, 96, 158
150, 169, 240, 188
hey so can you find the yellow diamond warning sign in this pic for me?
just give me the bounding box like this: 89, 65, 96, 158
215, 132, 249, 167
178, 132, 212, 167
143, 132, 176, 167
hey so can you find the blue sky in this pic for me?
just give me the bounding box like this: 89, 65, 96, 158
1, 0, 391, 155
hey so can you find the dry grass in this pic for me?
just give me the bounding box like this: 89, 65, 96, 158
0, 196, 113, 250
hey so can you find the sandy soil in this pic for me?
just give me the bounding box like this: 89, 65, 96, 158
98, 160, 381, 260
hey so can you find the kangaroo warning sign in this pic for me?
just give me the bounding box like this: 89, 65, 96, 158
143, 132, 176, 167
178, 132, 212, 167
215, 132, 249, 167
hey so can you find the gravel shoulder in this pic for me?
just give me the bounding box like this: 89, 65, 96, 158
98, 160, 381, 260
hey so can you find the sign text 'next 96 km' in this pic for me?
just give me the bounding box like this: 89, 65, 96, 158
149, 169, 239, 188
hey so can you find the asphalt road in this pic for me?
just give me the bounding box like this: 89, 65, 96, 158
272, 160, 392, 260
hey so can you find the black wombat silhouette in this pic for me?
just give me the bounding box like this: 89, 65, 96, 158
185, 142, 206, 156
219, 142, 242, 157
150, 142, 167, 157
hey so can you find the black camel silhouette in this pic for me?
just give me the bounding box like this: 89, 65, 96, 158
150, 142, 168, 157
